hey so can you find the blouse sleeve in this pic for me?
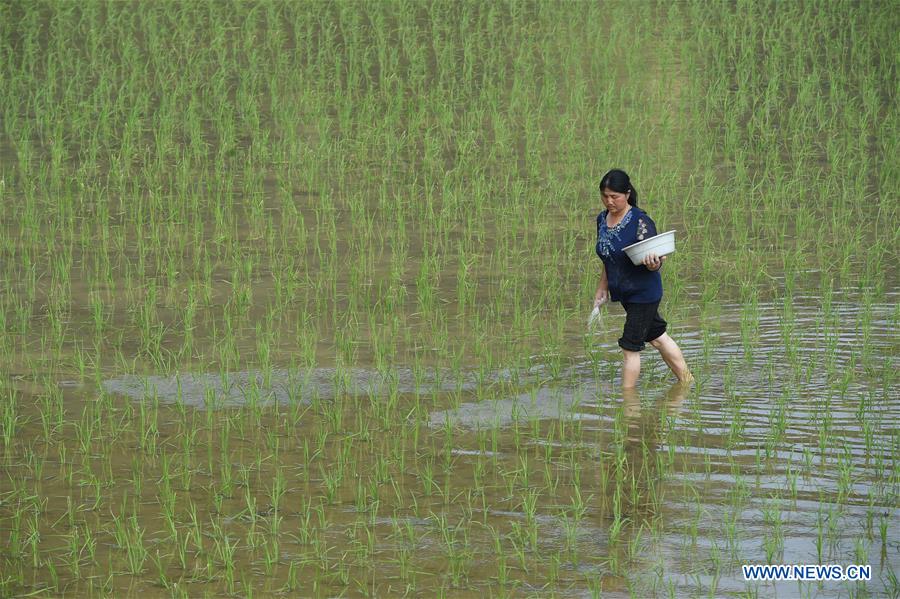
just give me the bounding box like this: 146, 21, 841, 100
636, 213, 658, 241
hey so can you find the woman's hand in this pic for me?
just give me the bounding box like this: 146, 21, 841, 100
595, 264, 609, 308
642, 253, 666, 271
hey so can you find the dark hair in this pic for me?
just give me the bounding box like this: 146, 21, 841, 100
599, 169, 638, 206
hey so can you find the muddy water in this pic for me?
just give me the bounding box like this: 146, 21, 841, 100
83, 295, 900, 597
432, 296, 898, 597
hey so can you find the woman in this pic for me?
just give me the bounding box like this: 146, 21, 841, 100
593, 169, 692, 388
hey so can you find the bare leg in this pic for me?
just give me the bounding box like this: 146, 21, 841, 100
649, 333, 693, 382
622, 349, 641, 388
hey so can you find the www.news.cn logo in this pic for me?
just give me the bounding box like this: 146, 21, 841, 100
742, 564, 871, 581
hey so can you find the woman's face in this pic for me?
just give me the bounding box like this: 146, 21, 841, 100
601, 187, 630, 213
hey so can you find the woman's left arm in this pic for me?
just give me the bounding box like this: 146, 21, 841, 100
643, 253, 666, 271
638, 214, 665, 271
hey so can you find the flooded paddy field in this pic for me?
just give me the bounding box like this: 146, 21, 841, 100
1, 1, 897, 597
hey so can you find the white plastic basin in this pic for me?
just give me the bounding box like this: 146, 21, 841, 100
622, 230, 676, 265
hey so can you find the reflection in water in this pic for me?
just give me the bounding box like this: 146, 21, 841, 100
428, 385, 585, 429
621, 382, 690, 446
101, 365, 543, 409
606, 382, 692, 522
571, 382, 696, 585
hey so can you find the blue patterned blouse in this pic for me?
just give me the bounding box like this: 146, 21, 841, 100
595, 206, 663, 303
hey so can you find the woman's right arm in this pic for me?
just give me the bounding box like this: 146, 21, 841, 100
594, 262, 609, 308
